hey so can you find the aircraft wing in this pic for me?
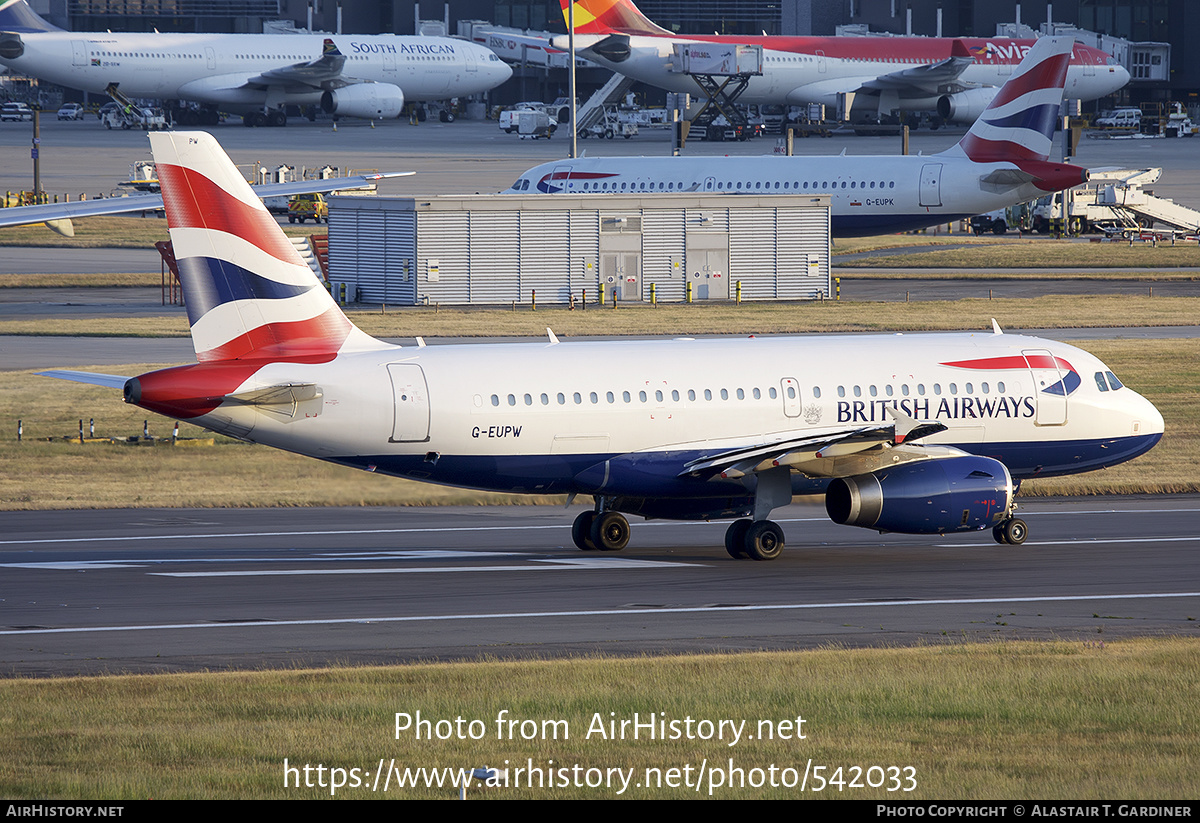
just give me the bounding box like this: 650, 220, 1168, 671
0, 171, 413, 231
247, 38, 347, 87
680, 408, 948, 480
857, 40, 975, 94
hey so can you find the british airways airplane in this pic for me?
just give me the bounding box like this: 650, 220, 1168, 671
507, 36, 1087, 237
40, 131, 1161, 561
552, 0, 1127, 124
0, 0, 511, 126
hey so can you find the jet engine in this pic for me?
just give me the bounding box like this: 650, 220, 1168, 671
0, 33, 24, 60
825, 455, 1013, 534
936, 88, 999, 124
320, 83, 404, 120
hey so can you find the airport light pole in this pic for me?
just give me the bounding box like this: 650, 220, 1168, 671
569, 0, 577, 158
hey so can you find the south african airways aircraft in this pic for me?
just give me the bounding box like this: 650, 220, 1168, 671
507, 36, 1088, 237
551, 0, 1127, 124
0, 0, 510, 126
38, 130, 1161, 560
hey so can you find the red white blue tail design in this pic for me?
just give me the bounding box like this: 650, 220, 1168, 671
150, 132, 381, 363
951, 36, 1073, 163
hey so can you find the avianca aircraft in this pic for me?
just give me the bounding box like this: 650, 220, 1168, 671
40, 131, 1162, 560
0, 0, 510, 126
552, 0, 1127, 124
508, 36, 1088, 237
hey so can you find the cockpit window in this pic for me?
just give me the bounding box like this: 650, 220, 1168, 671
511, 178, 523, 190
1094, 372, 1109, 392
1106, 371, 1124, 390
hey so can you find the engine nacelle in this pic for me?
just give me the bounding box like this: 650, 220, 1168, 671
825, 456, 1013, 534
937, 88, 999, 124
320, 83, 404, 120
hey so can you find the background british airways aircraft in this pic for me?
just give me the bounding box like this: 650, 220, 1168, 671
553, 0, 1127, 124
0, 0, 511, 125
508, 37, 1087, 237
39, 130, 1162, 560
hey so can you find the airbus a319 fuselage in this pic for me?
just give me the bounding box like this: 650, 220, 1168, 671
42, 130, 1162, 560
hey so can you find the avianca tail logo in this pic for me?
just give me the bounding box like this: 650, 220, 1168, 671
940, 354, 1081, 397
559, 0, 671, 36
537, 170, 617, 193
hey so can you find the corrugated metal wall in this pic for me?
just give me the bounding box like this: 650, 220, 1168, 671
329, 195, 829, 305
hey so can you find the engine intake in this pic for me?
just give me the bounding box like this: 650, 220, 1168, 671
826, 456, 1013, 534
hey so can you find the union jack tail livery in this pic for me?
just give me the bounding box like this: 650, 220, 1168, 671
151, 132, 382, 364
560, 0, 670, 36
951, 36, 1073, 164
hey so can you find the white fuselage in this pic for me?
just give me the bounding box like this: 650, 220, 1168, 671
0, 31, 510, 108
506, 153, 1069, 236
571, 34, 1127, 110
181, 332, 1161, 500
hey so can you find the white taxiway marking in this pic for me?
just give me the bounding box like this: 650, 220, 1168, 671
0, 550, 523, 571
1, 508, 1196, 548
152, 557, 691, 577
2, 591, 1196, 636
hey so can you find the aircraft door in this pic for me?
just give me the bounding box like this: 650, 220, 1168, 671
919, 163, 943, 207
205, 46, 216, 70
388, 363, 431, 442
704, 176, 716, 191
816, 50, 827, 73
781, 378, 802, 418
1022, 349, 1067, 426
465, 46, 478, 72
72, 41, 88, 67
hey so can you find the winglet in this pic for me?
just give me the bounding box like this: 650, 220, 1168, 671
992, 318, 1004, 335
950, 39, 972, 59
322, 38, 341, 57
547, 327, 560, 344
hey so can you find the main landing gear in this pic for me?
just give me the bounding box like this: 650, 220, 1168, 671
724, 518, 785, 561
571, 509, 630, 552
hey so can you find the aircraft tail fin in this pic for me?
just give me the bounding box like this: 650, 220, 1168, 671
948, 36, 1073, 163
149, 131, 384, 364
560, 0, 672, 36
0, 0, 61, 32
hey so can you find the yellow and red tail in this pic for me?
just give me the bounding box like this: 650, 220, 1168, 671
560, 0, 672, 36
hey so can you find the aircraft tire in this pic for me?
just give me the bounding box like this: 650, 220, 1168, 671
1002, 518, 1028, 545
993, 524, 1007, 544
724, 518, 752, 559
591, 511, 630, 552
744, 520, 784, 561
572, 510, 598, 551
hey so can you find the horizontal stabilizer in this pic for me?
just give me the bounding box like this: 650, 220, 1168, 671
226, 382, 322, 406
36, 370, 130, 389
979, 168, 1037, 189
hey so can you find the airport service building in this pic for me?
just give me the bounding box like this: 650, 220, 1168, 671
325, 193, 832, 306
